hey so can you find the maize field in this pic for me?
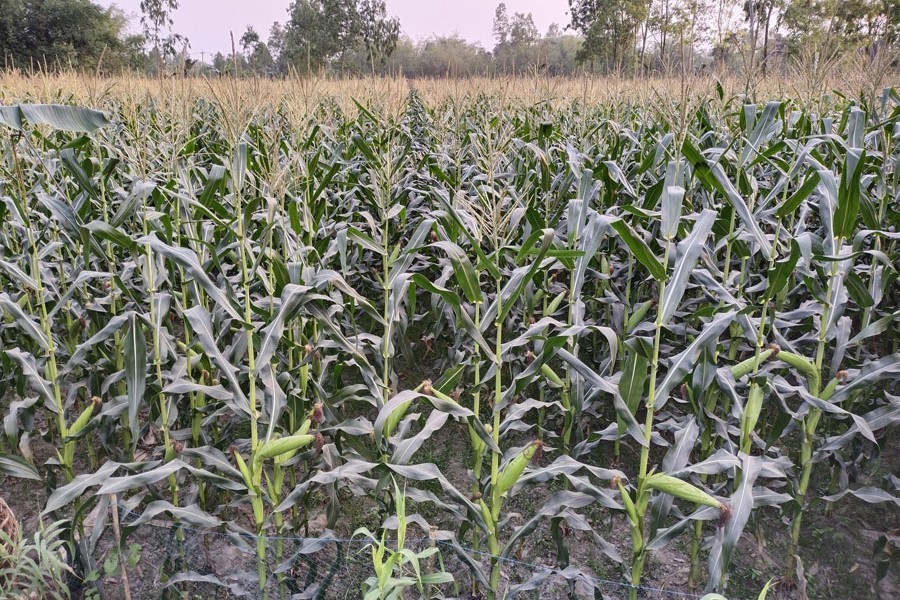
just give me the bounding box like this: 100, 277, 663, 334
0, 75, 898, 599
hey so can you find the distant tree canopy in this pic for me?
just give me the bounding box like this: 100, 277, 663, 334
0, 0, 139, 71
140, 0, 186, 72
281, 0, 400, 73
240, 27, 275, 75
569, 0, 900, 74
239, 0, 900, 77
1, 0, 899, 77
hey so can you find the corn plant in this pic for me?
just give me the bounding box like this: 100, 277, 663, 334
354, 479, 453, 600
0, 79, 898, 600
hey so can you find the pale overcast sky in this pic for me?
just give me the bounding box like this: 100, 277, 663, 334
99, 1, 571, 57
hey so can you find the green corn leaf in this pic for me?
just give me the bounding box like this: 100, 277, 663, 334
659, 209, 717, 323
0, 103, 109, 132
765, 239, 801, 300
0, 294, 50, 350
0, 453, 42, 481
776, 170, 820, 218
834, 148, 866, 239
123, 314, 146, 445
139, 233, 245, 323
609, 218, 666, 281
431, 240, 483, 304
618, 349, 648, 434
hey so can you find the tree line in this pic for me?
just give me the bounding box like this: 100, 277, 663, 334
1, 0, 898, 76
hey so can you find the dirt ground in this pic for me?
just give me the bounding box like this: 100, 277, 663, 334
2, 409, 898, 599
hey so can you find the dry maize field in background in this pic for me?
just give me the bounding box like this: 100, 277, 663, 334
0, 70, 898, 600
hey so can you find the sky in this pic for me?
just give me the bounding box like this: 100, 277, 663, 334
99, 1, 571, 58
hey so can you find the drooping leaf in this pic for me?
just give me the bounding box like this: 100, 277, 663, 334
183, 306, 251, 417
0, 103, 109, 132
706, 454, 761, 592
139, 233, 244, 323
431, 241, 483, 304
656, 311, 737, 408
659, 209, 717, 323
0, 454, 42, 481
609, 218, 667, 281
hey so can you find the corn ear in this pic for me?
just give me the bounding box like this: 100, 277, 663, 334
299, 363, 309, 396
383, 398, 413, 439
258, 433, 316, 460
478, 498, 499, 554
479, 497, 494, 529
821, 376, 840, 400
644, 473, 722, 508
495, 440, 540, 498
776, 350, 820, 386
617, 479, 639, 525
273, 448, 292, 466
731, 348, 775, 379
478, 498, 497, 537
559, 386, 572, 411
741, 382, 765, 452
69, 396, 101, 436
546, 289, 567, 314
540, 364, 564, 387
63, 397, 102, 467
296, 417, 313, 436
232, 447, 255, 490
250, 495, 264, 529
430, 387, 457, 404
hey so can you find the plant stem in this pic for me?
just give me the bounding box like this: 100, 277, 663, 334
630, 240, 671, 600
9, 138, 69, 477
233, 152, 264, 595
786, 237, 840, 579
488, 277, 504, 599
638, 241, 671, 483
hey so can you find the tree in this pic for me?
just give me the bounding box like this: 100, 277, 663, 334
282, 0, 400, 74
358, 0, 401, 67
642, 0, 714, 73
267, 22, 287, 74
239, 26, 274, 75
783, 0, 899, 54
493, 3, 510, 46
492, 3, 539, 72
212, 51, 229, 74
415, 35, 492, 76
741, 0, 785, 73
538, 28, 584, 74
283, 0, 354, 72
509, 12, 539, 45
0, 0, 138, 72
240, 27, 261, 56
882, 0, 900, 47
140, 0, 186, 72
569, 0, 649, 72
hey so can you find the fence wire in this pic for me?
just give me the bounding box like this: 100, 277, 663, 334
109, 520, 707, 600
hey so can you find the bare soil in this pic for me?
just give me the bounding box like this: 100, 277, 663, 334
2, 396, 897, 599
